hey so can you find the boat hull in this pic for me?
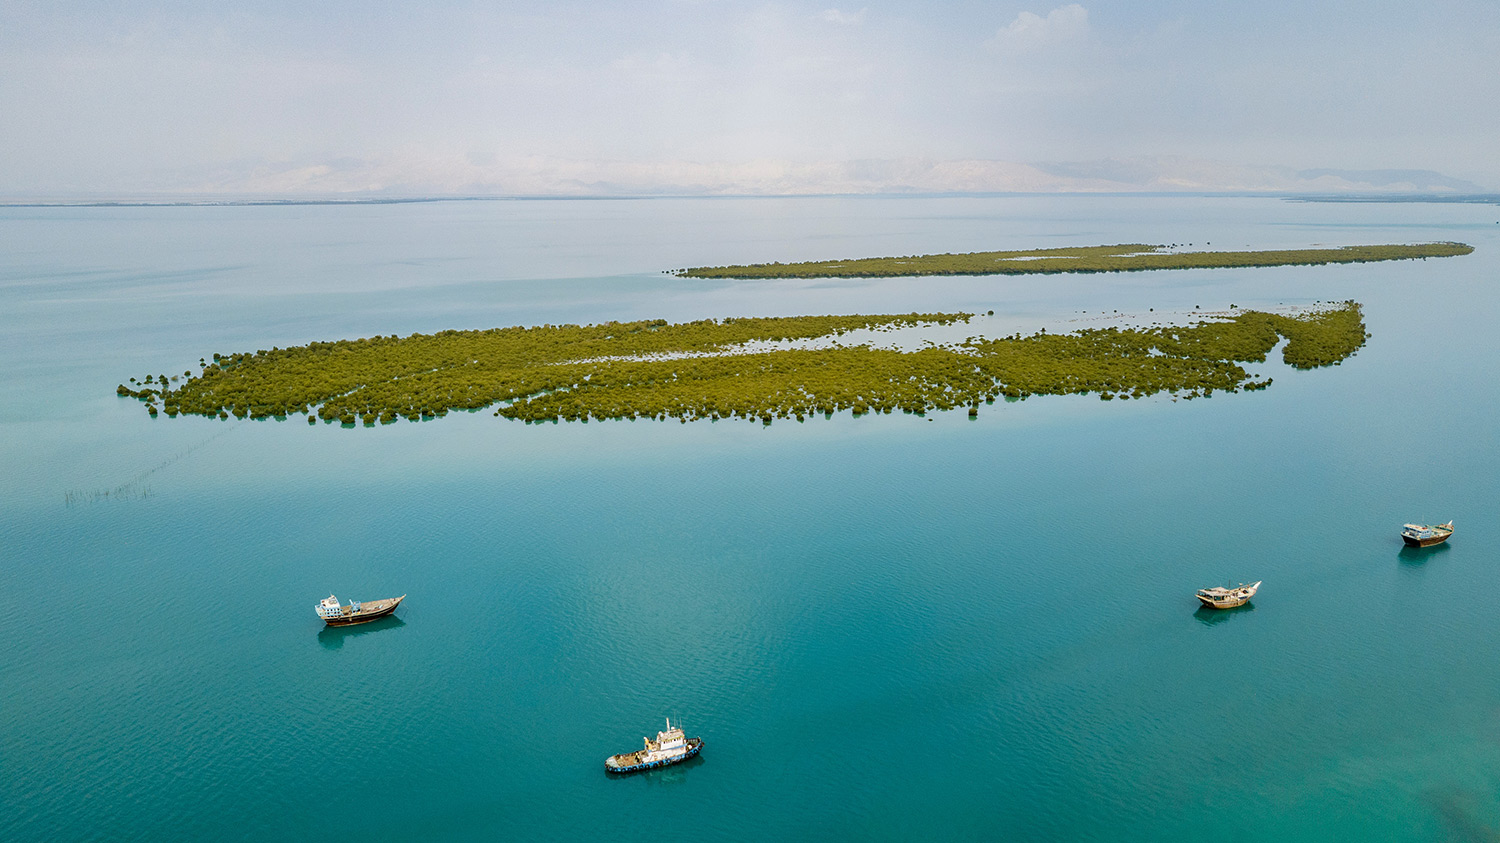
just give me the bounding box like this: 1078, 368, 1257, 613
1402, 533, 1451, 548
605, 738, 702, 773
1196, 595, 1251, 609
322, 595, 404, 626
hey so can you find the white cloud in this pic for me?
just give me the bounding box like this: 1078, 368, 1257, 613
818, 8, 867, 26
988, 4, 1089, 51
2, 3, 1497, 194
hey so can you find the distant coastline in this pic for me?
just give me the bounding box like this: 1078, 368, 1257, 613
0, 196, 612, 208
3, 193, 1497, 209
1287, 194, 1500, 205
674, 242, 1473, 280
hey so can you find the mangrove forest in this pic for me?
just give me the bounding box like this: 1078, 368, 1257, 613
118, 303, 1369, 426
672, 242, 1472, 279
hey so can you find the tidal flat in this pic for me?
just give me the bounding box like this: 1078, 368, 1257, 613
674, 242, 1472, 279
119, 303, 1367, 426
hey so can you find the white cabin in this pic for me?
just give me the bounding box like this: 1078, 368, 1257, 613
316, 594, 344, 619
641, 718, 688, 761
1402, 522, 1451, 539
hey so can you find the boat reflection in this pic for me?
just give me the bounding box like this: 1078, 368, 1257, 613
318, 615, 406, 649
1194, 601, 1255, 626
1399, 542, 1452, 565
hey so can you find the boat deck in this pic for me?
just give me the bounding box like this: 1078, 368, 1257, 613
349, 597, 401, 614
606, 738, 701, 771
322, 594, 405, 626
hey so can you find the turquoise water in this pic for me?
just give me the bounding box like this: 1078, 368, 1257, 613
3, 196, 1500, 841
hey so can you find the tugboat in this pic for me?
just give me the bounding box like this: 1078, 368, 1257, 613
1401, 521, 1453, 548
315, 593, 405, 626
1195, 581, 1260, 609
605, 718, 703, 773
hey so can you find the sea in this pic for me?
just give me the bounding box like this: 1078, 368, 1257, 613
3, 194, 1499, 841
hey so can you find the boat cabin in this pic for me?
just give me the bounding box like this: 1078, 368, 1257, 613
316, 594, 344, 620
647, 718, 687, 752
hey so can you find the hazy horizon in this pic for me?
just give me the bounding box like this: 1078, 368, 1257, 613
3, 1, 1497, 197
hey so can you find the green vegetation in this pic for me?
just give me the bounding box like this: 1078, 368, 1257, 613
674, 242, 1472, 279
119, 303, 1368, 425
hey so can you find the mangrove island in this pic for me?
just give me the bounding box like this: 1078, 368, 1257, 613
118, 303, 1368, 426
672, 242, 1472, 279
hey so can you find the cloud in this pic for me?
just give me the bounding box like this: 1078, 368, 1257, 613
2, 3, 1496, 195
818, 8, 867, 26
988, 4, 1089, 51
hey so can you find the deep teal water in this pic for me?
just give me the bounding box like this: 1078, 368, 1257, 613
3, 196, 1500, 841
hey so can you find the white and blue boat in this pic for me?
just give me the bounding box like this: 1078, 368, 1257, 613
1402, 521, 1453, 547
315, 593, 405, 626
604, 718, 702, 773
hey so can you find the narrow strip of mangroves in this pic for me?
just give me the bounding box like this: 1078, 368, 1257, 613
672, 242, 1472, 279
118, 304, 1368, 426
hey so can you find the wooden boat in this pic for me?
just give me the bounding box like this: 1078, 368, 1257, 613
1195, 581, 1260, 609
1401, 521, 1453, 547
605, 718, 703, 773
315, 593, 405, 626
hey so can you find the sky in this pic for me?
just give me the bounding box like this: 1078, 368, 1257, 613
1, 0, 1497, 196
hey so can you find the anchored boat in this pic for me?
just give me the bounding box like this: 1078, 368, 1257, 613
1196, 581, 1260, 609
605, 718, 702, 773
1401, 521, 1453, 547
316, 593, 405, 626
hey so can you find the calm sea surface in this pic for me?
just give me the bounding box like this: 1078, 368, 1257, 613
3, 195, 1499, 841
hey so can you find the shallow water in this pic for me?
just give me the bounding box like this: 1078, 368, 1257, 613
3, 195, 1499, 841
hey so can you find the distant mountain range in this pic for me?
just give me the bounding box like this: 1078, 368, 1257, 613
1022, 159, 1487, 194
192, 156, 1498, 197
1292, 169, 1482, 193
5, 157, 1489, 202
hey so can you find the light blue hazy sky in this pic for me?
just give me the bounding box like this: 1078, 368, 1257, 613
2, 1, 1496, 195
